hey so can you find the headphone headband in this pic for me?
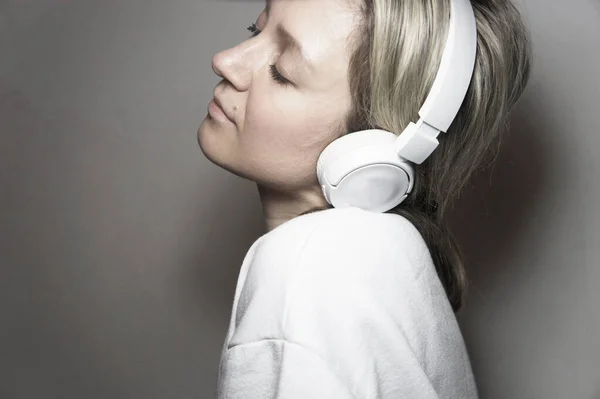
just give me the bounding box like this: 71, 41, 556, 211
395, 0, 478, 164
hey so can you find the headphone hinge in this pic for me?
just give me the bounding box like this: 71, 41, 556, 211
395, 120, 441, 165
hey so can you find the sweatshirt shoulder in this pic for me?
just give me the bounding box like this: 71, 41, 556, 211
228, 206, 440, 349
257, 206, 430, 275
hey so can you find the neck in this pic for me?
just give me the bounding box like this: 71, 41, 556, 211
257, 183, 331, 233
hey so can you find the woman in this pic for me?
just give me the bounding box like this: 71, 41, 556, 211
198, 0, 531, 397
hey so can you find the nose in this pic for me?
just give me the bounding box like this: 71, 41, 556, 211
211, 42, 254, 92
211, 52, 225, 79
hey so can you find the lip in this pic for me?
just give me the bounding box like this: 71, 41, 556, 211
208, 96, 234, 124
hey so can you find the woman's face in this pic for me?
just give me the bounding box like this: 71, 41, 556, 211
197, 0, 359, 192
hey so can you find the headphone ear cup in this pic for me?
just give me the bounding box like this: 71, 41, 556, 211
317, 130, 415, 212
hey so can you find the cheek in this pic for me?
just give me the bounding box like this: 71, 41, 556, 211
239, 92, 337, 186
243, 92, 337, 156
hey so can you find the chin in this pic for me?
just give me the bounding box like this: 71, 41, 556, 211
197, 118, 227, 158
197, 121, 224, 164
196, 122, 212, 158
196, 123, 247, 180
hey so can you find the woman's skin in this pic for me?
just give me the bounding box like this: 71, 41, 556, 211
197, 0, 360, 232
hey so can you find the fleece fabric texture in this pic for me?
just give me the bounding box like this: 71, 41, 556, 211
216, 206, 478, 398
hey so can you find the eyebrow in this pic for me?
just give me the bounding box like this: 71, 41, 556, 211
265, 0, 314, 73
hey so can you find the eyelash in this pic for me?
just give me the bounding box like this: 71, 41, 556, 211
246, 23, 291, 86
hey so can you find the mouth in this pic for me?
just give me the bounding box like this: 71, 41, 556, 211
208, 96, 234, 124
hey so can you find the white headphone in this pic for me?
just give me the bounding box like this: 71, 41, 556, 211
317, 0, 478, 213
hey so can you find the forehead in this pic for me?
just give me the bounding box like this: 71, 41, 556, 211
264, 0, 360, 67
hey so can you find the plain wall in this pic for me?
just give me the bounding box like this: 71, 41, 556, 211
1, 0, 598, 398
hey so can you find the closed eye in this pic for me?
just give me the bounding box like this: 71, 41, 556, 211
247, 23, 292, 86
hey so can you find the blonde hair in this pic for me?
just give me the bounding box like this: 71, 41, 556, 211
305, 0, 532, 312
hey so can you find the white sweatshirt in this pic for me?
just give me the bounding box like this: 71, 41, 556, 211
216, 206, 478, 398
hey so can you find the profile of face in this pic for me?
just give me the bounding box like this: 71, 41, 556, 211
197, 0, 359, 194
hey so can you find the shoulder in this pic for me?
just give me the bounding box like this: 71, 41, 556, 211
225, 208, 474, 398
229, 206, 450, 353
255, 206, 431, 280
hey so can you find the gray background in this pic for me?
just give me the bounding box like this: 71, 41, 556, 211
1, 0, 598, 398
